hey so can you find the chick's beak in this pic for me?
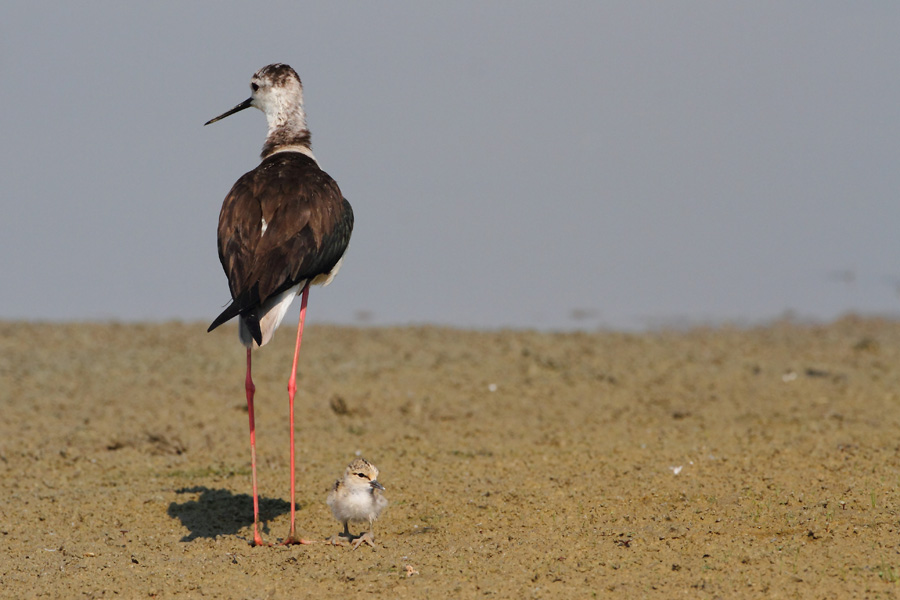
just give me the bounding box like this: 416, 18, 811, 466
205, 97, 253, 126
370, 480, 385, 491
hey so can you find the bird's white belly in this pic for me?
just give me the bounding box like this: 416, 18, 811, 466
238, 281, 305, 348
311, 255, 344, 287
330, 489, 378, 523
236, 251, 344, 349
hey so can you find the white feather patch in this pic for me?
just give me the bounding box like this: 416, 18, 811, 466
238, 281, 305, 348
269, 144, 318, 164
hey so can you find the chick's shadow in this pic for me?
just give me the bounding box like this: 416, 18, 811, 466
168, 486, 293, 542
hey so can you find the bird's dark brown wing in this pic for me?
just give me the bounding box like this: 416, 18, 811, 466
208, 153, 353, 334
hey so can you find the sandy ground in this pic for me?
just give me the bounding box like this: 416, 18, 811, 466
2, 317, 900, 598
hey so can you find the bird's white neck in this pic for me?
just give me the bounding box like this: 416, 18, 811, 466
264, 100, 307, 137
261, 106, 312, 159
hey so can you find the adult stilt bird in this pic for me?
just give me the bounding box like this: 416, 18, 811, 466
206, 63, 353, 546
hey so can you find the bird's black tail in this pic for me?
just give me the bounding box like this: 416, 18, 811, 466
208, 285, 264, 346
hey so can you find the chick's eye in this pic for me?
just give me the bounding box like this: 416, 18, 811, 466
356, 473, 366, 478
251, 82, 259, 92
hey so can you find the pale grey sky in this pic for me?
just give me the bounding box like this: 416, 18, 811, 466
2, 2, 899, 330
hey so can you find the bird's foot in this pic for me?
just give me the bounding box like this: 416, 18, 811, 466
250, 525, 271, 548
281, 535, 316, 546
350, 531, 376, 550
325, 533, 352, 547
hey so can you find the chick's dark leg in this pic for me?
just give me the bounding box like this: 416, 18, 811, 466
327, 521, 353, 546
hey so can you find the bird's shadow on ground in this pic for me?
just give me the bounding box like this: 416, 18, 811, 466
168, 486, 293, 542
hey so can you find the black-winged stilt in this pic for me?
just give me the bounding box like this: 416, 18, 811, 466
206, 63, 353, 546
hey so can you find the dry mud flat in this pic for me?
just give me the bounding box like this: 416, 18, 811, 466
2, 317, 900, 598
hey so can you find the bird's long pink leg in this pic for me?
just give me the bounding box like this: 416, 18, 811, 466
245, 348, 265, 547
283, 286, 313, 545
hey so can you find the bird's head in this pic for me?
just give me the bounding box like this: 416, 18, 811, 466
343, 457, 385, 492
205, 63, 305, 130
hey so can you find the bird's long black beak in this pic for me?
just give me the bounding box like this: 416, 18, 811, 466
205, 97, 253, 126
370, 480, 385, 491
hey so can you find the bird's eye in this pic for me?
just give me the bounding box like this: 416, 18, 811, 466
251, 82, 259, 92
356, 473, 366, 478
